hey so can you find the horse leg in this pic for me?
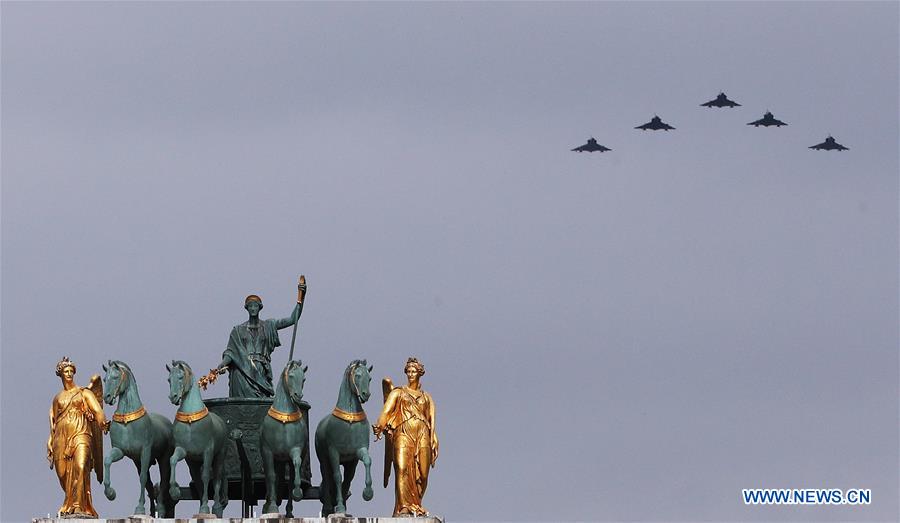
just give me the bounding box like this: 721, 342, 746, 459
103, 446, 124, 500
168, 447, 186, 502
328, 448, 346, 513
357, 447, 374, 501
316, 441, 334, 515
341, 458, 357, 503
198, 446, 213, 514
261, 446, 278, 515
132, 446, 152, 515
285, 463, 295, 517
211, 448, 226, 518
157, 449, 174, 517
290, 446, 304, 501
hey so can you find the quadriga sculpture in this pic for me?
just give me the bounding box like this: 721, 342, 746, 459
102, 360, 176, 517
166, 360, 228, 517
259, 359, 309, 516
315, 359, 375, 515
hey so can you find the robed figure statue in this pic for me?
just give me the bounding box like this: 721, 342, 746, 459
216, 280, 307, 398
48, 357, 107, 518
372, 357, 439, 516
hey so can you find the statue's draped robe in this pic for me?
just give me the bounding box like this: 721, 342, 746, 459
380, 387, 435, 516
223, 315, 295, 398
49, 387, 103, 517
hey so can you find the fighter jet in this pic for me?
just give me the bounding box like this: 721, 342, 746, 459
571, 137, 612, 152
701, 92, 741, 108
809, 136, 849, 151
747, 111, 787, 127
635, 115, 675, 131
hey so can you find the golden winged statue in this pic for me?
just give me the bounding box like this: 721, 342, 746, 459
48, 357, 107, 518
372, 357, 439, 516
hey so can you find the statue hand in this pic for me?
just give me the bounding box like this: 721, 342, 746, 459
103, 420, 111, 434
297, 279, 308, 304
46, 445, 53, 466
372, 424, 382, 439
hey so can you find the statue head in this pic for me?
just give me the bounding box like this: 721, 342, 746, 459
404, 357, 425, 382
56, 356, 76, 382
245, 294, 263, 317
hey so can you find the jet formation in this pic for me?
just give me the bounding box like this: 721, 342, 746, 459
635, 115, 675, 131
809, 136, 849, 151
571, 137, 611, 152
572, 92, 847, 154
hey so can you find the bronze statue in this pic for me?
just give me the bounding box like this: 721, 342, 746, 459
47, 357, 107, 518
372, 357, 439, 516
208, 278, 307, 397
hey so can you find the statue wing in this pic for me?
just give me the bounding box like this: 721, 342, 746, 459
86, 374, 105, 482
382, 377, 395, 488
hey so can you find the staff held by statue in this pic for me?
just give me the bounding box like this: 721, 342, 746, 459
288, 275, 306, 361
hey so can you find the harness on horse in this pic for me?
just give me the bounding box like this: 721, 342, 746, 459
113, 406, 146, 424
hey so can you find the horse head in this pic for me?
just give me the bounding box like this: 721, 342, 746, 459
346, 359, 374, 404
102, 360, 133, 405
166, 360, 193, 406
282, 359, 308, 407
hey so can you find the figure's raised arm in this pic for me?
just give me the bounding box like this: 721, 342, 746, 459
274, 302, 303, 329
275, 276, 307, 329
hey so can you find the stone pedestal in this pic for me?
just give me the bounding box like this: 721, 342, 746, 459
33, 516, 444, 523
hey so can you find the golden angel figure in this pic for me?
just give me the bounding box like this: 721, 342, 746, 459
372, 357, 439, 516
47, 357, 106, 518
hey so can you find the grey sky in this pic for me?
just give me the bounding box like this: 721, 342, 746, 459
2, 1, 898, 521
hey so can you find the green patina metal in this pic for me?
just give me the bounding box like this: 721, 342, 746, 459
259, 360, 310, 515
315, 359, 375, 515
218, 299, 303, 398
166, 361, 229, 517
101, 360, 176, 517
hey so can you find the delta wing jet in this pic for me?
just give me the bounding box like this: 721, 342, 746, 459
747, 111, 787, 127
571, 137, 612, 152
635, 115, 675, 131
809, 136, 849, 151
701, 92, 741, 108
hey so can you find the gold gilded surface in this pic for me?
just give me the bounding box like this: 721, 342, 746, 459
198, 367, 223, 390
372, 357, 439, 517
174, 406, 209, 423
111, 405, 146, 424
331, 406, 367, 423
268, 405, 302, 423
48, 357, 107, 518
